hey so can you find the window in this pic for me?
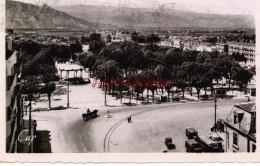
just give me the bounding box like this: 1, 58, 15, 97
252, 144, 256, 152
234, 114, 238, 124
233, 132, 238, 146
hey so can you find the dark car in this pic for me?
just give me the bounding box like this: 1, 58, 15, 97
82, 110, 98, 121
198, 136, 224, 153
185, 139, 203, 153
165, 137, 176, 149
186, 127, 198, 139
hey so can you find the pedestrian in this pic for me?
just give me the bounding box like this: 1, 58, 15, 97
107, 110, 110, 116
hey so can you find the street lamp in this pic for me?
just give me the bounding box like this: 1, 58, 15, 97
214, 94, 217, 132
104, 73, 107, 106
67, 81, 71, 108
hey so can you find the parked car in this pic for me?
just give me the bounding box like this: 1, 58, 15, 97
186, 127, 198, 139
165, 137, 176, 149
185, 139, 203, 152
195, 137, 224, 153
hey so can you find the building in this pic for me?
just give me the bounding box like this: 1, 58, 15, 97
183, 40, 200, 51
159, 40, 173, 47
228, 42, 255, 68
82, 44, 89, 52
215, 43, 228, 53
196, 42, 213, 52
6, 50, 23, 153
172, 39, 183, 49
223, 102, 256, 152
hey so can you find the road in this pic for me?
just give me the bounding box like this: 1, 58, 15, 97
32, 97, 249, 153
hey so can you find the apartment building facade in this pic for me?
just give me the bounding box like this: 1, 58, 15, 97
228, 42, 255, 68
223, 102, 256, 152
6, 50, 23, 153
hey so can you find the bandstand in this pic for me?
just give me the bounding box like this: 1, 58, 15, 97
55, 61, 85, 81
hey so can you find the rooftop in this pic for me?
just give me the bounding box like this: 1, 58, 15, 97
234, 102, 255, 113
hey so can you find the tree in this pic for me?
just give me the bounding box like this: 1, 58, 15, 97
154, 65, 172, 95
192, 64, 212, 99
89, 33, 102, 42
96, 60, 122, 80
180, 62, 198, 96
33, 49, 55, 66
175, 70, 188, 99
70, 41, 83, 54
146, 34, 160, 43
106, 35, 112, 42
78, 54, 96, 76
164, 49, 184, 70
21, 76, 40, 136
233, 68, 253, 93
41, 83, 56, 108
141, 70, 157, 102
13, 39, 41, 56
89, 41, 105, 54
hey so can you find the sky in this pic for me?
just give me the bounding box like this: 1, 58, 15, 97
14, 0, 256, 15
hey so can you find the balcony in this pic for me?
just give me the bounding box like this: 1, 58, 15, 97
6, 75, 17, 106
6, 51, 17, 77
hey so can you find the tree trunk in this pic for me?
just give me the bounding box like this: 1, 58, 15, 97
28, 94, 32, 137
129, 90, 131, 105
204, 87, 207, 96
152, 91, 155, 102
48, 94, 51, 108
167, 90, 170, 102
147, 89, 149, 102
190, 87, 193, 96
161, 87, 164, 95
197, 88, 200, 99
228, 77, 231, 89
172, 88, 174, 102
120, 90, 122, 104
182, 88, 185, 99
244, 84, 247, 94
142, 91, 144, 102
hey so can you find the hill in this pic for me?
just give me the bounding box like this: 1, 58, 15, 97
52, 4, 254, 29
6, 0, 96, 29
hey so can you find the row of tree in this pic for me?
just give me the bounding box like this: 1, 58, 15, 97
79, 41, 254, 101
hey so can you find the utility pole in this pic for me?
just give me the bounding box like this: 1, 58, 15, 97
104, 73, 107, 106
28, 94, 32, 152
214, 95, 217, 132
67, 81, 70, 108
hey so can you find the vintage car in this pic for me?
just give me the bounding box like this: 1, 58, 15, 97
186, 127, 198, 139
195, 136, 224, 153
185, 139, 203, 152
82, 109, 98, 121
165, 137, 176, 149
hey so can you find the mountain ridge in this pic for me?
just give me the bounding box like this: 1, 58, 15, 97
6, 0, 96, 29
51, 4, 254, 29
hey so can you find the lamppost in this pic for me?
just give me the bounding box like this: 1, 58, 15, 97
214, 94, 217, 132
104, 73, 107, 106
67, 81, 70, 108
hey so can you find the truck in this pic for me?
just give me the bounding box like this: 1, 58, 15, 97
186, 127, 198, 139
185, 128, 224, 153
185, 139, 203, 152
